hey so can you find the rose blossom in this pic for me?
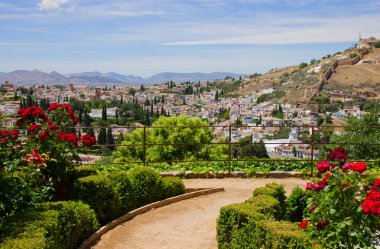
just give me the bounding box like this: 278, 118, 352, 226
299, 221, 308, 229
349, 161, 367, 173
317, 160, 330, 173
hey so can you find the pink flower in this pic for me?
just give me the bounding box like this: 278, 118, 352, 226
306, 181, 327, 191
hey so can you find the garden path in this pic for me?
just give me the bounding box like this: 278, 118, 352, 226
92, 178, 306, 249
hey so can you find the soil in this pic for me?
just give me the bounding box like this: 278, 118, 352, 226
92, 178, 306, 249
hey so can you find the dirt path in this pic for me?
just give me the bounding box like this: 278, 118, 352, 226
92, 178, 306, 249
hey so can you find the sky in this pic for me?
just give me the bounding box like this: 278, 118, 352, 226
0, 0, 380, 77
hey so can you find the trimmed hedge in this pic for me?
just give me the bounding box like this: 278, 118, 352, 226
230, 221, 312, 249
285, 187, 312, 222
72, 175, 123, 224
217, 183, 312, 249
245, 195, 282, 220
253, 182, 286, 208
107, 172, 137, 212
74, 165, 98, 178
162, 177, 186, 199
216, 203, 269, 249
0, 201, 99, 249
128, 167, 164, 206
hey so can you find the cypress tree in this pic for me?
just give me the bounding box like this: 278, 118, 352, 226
102, 106, 108, 121
106, 128, 115, 150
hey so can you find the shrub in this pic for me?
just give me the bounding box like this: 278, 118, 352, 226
230, 221, 312, 249
72, 175, 122, 224
245, 195, 281, 220
0, 201, 98, 249
299, 62, 308, 69
128, 167, 164, 207
107, 172, 137, 212
349, 52, 358, 58
285, 187, 311, 222
74, 165, 98, 178
252, 183, 286, 208
162, 177, 185, 199
216, 203, 268, 249
375, 41, 380, 48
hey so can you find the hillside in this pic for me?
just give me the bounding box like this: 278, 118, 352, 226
236, 47, 380, 104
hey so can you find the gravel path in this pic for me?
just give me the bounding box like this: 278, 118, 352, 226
92, 178, 307, 249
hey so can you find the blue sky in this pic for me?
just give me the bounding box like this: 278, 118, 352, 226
1, 0, 379, 76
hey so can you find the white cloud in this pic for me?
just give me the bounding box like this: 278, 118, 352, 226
38, 0, 73, 11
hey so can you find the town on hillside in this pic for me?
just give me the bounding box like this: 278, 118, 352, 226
1, 41, 380, 162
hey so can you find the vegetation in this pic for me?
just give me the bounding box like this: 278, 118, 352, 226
257, 90, 285, 104
113, 115, 227, 163
217, 183, 312, 249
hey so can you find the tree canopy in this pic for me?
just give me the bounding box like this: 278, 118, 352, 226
113, 115, 227, 163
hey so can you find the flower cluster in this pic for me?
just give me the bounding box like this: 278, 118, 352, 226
48, 103, 78, 125
17, 106, 48, 123
362, 179, 380, 215
57, 132, 79, 147
80, 134, 97, 146
24, 148, 46, 167
0, 130, 18, 145
327, 147, 348, 161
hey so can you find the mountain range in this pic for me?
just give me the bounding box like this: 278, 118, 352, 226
0, 70, 241, 86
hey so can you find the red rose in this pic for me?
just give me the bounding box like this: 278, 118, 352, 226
316, 220, 328, 230
316, 160, 330, 173
327, 147, 348, 161
80, 134, 97, 146
49, 124, 59, 131
15, 119, 23, 127
10, 130, 19, 139
73, 116, 78, 125
374, 179, 380, 188
0, 130, 8, 137
29, 124, 41, 132
362, 189, 380, 215
313, 242, 319, 247
350, 161, 367, 173
0, 137, 6, 144
299, 221, 308, 229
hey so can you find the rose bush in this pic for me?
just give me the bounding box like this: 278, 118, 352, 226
300, 147, 380, 248
1, 104, 96, 200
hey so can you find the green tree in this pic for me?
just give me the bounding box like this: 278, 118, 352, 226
106, 128, 115, 150
215, 90, 219, 102
102, 106, 108, 121
113, 115, 223, 162
326, 114, 380, 159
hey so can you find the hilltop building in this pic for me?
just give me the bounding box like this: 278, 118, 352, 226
358, 36, 380, 48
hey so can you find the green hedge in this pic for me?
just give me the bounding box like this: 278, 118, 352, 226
216, 203, 269, 249
285, 187, 312, 222
230, 221, 312, 249
217, 183, 312, 249
252, 183, 286, 208
74, 165, 98, 178
0, 201, 99, 249
72, 175, 123, 224
162, 177, 185, 199
107, 172, 137, 212
245, 195, 281, 220
128, 167, 164, 207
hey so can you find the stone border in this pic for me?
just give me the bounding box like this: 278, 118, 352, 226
161, 171, 305, 179
78, 187, 225, 249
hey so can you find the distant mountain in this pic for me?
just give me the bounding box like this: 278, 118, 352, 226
0, 70, 242, 86
147, 72, 241, 84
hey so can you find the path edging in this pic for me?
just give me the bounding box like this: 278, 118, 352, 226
78, 187, 225, 249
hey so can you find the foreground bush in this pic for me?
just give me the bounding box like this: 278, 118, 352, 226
0, 201, 99, 249
128, 167, 164, 206
285, 187, 311, 222
217, 183, 312, 249
230, 221, 312, 249
72, 175, 122, 224
107, 172, 137, 212
162, 177, 186, 199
